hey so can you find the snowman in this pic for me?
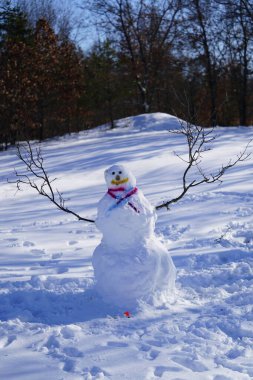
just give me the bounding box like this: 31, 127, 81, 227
92, 164, 176, 309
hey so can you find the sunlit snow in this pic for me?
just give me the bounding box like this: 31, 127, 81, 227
0, 113, 253, 380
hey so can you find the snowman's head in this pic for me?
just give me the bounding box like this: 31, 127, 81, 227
105, 164, 136, 190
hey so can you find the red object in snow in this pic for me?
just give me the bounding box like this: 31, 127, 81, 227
124, 311, 131, 318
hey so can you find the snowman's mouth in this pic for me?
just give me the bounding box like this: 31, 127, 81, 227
111, 177, 129, 185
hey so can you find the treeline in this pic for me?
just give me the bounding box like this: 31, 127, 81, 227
0, 2, 85, 148
1, 0, 253, 149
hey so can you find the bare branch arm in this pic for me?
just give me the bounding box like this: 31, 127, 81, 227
12, 142, 95, 223
156, 121, 252, 210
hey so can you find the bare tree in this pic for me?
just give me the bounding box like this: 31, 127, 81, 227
225, 0, 253, 125
211, 0, 253, 125
182, 0, 222, 126
17, 0, 80, 43
241, 0, 253, 20
215, 0, 253, 21
12, 142, 95, 223
17, 0, 57, 28
86, 0, 182, 113
156, 119, 251, 210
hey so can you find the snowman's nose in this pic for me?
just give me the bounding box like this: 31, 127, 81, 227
115, 174, 121, 181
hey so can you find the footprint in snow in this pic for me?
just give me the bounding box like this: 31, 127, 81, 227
63, 346, 83, 358
44, 334, 60, 349
106, 341, 128, 348
68, 240, 78, 246
83, 366, 110, 379
68, 229, 83, 235
147, 349, 160, 361
51, 252, 63, 259
57, 267, 69, 274
40, 335, 80, 374
172, 355, 208, 372
30, 248, 45, 255
4, 238, 20, 247
62, 358, 76, 373
23, 241, 35, 247
139, 344, 160, 361
154, 365, 182, 377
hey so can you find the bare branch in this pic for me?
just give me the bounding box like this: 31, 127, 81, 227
11, 142, 95, 223
156, 120, 252, 210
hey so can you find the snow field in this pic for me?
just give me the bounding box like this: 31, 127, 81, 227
0, 113, 253, 379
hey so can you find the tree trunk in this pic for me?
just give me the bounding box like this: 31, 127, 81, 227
194, 0, 217, 126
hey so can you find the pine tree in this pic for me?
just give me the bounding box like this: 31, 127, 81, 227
56, 40, 84, 135
0, 3, 34, 148
0, 1, 32, 47
84, 40, 132, 128
32, 18, 59, 140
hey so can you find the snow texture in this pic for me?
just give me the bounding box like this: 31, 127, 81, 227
93, 164, 176, 308
0, 112, 253, 380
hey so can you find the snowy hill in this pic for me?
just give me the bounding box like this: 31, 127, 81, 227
0, 113, 253, 380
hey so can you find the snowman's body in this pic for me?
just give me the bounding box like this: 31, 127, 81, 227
92, 165, 176, 308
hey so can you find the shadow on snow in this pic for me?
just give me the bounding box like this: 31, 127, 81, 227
0, 287, 119, 325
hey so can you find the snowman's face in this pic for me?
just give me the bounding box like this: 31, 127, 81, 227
105, 165, 136, 189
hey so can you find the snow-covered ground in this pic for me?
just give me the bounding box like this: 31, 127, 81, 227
1, 113, 253, 380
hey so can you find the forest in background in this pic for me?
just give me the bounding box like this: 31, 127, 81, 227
0, 0, 253, 149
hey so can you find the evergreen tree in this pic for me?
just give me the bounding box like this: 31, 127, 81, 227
84, 40, 133, 128
56, 40, 84, 135
0, 1, 32, 47
0, 3, 34, 148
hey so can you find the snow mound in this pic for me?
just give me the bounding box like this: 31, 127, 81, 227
115, 112, 183, 132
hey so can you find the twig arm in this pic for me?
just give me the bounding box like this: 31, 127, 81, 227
156, 121, 252, 210
12, 142, 95, 223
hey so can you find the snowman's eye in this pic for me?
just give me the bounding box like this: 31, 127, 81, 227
119, 171, 122, 174
112, 171, 115, 175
